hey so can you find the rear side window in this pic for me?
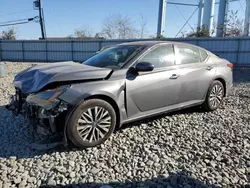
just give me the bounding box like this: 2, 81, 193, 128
139, 45, 175, 68
176, 45, 201, 64
199, 49, 208, 61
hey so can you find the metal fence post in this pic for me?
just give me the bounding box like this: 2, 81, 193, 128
98, 40, 102, 51
236, 38, 241, 65
45, 40, 48, 62
71, 40, 74, 61
22, 41, 25, 61
196, 38, 200, 46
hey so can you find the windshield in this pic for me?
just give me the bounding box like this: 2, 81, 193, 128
83, 45, 145, 69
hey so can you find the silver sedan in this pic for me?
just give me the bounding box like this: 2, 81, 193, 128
7, 41, 233, 148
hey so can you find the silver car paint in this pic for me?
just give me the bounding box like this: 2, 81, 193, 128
59, 42, 233, 127
126, 67, 182, 118
14, 62, 112, 94
59, 70, 128, 123
175, 58, 216, 103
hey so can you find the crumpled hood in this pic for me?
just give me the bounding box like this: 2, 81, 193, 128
14, 61, 112, 94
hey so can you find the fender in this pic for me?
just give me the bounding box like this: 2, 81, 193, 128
61, 80, 127, 146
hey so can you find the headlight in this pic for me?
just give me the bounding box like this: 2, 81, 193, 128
26, 86, 69, 109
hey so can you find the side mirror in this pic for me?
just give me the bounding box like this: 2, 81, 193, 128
135, 62, 154, 72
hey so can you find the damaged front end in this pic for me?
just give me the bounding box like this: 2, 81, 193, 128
6, 86, 71, 150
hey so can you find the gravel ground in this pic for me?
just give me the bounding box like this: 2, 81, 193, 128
0, 62, 250, 188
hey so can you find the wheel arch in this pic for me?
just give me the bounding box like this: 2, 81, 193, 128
214, 77, 226, 97
63, 94, 121, 147
84, 94, 121, 130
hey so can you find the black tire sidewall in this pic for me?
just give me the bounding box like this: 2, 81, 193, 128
67, 99, 116, 148
205, 81, 224, 111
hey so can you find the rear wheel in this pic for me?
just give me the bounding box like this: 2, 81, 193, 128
67, 99, 116, 148
202, 80, 224, 111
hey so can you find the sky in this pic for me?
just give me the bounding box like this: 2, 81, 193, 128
0, 0, 246, 39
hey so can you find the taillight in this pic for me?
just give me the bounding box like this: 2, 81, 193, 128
227, 63, 233, 69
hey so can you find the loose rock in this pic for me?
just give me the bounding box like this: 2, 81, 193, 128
0, 62, 249, 187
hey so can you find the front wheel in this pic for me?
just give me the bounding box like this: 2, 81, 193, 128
67, 99, 116, 148
202, 80, 224, 111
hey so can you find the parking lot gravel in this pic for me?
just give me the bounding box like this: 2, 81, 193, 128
0, 62, 249, 188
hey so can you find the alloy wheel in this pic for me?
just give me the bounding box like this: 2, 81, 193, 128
76, 106, 111, 143
209, 84, 223, 108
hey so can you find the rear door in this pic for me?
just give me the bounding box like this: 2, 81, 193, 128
174, 44, 216, 103
126, 44, 182, 119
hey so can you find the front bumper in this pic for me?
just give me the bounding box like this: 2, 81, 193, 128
6, 89, 70, 141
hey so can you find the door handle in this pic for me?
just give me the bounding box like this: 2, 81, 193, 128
169, 74, 179, 79
206, 66, 213, 70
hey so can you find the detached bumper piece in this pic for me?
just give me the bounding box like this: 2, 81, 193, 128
5, 89, 23, 115
6, 89, 70, 150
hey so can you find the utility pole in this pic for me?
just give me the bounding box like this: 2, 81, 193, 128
197, 0, 204, 28
202, 0, 215, 35
38, 0, 45, 39
157, 0, 167, 37
34, 0, 46, 39
216, 0, 229, 37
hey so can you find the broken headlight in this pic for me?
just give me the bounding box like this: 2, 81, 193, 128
26, 86, 69, 109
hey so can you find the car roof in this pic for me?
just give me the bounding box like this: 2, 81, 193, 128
117, 40, 211, 53
117, 41, 173, 47
117, 40, 204, 47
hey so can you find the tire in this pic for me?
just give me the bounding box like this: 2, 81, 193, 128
67, 99, 116, 148
202, 80, 225, 111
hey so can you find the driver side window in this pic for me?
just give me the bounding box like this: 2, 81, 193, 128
139, 45, 175, 68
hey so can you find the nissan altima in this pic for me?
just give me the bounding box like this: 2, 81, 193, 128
6, 41, 233, 148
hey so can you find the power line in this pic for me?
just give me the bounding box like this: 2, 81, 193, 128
0, 17, 38, 27
0, 18, 34, 25
0, 21, 29, 27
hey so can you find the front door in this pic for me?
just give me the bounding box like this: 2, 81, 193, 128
126, 44, 182, 119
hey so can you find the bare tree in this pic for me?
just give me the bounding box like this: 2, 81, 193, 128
186, 26, 210, 37
68, 29, 104, 39
101, 14, 138, 39
94, 32, 105, 39
139, 13, 148, 38
73, 27, 93, 38
0, 28, 17, 40
224, 10, 244, 37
